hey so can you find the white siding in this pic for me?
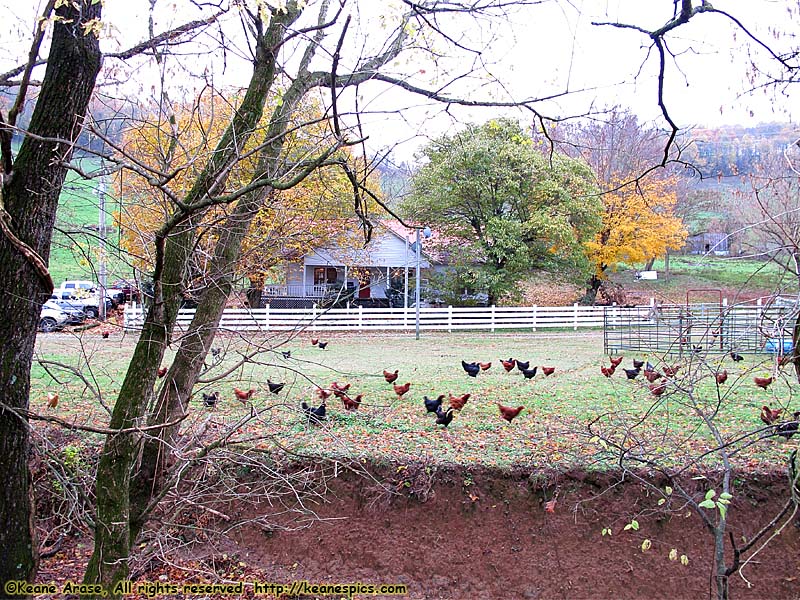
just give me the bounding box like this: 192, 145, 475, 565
303, 230, 431, 269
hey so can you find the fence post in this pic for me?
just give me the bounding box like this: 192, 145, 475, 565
124, 302, 133, 330
573, 303, 578, 331
532, 305, 537, 332
358, 304, 363, 331
264, 303, 270, 331
448, 305, 453, 333
312, 304, 317, 331
491, 304, 496, 333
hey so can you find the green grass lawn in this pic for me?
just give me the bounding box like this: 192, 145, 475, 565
32, 330, 797, 473
49, 156, 133, 285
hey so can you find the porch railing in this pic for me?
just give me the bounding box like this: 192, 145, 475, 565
262, 283, 339, 297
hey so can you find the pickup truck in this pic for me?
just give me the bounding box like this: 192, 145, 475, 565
53, 280, 114, 319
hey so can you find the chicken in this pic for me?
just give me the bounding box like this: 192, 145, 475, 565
500, 358, 516, 372
318, 341, 328, 350
600, 365, 615, 378
157, 366, 168, 378
316, 387, 332, 401
644, 361, 655, 372
715, 370, 728, 385
202, 391, 219, 408
424, 394, 445, 414
330, 381, 351, 398
211, 347, 222, 357
662, 365, 680, 378
776, 411, 800, 440
267, 379, 285, 394
541, 366, 555, 377
448, 392, 471, 411
649, 382, 667, 396
479, 362, 492, 371
46, 392, 59, 409
393, 382, 411, 397
644, 370, 662, 383
383, 369, 399, 383
692, 344, 703, 354
310, 338, 319, 346
754, 376, 774, 390
623, 367, 640, 380
632, 359, 644, 369
101, 330, 110, 339
302, 401, 326, 423
521, 366, 538, 379
233, 387, 256, 402
461, 360, 480, 378
497, 403, 524, 423
609, 355, 624, 368
516, 360, 530, 372
730, 351, 744, 362
435, 406, 454, 428
281, 350, 291, 359
760, 405, 782, 425
341, 393, 363, 411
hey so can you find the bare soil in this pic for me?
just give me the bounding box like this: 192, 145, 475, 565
38, 463, 799, 600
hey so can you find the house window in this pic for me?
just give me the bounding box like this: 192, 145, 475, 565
314, 267, 337, 284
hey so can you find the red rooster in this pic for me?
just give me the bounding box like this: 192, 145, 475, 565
760, 405, 782, 425
341, 393, 363, 411
601, 365, 615, 378
644, 370, 662, 383
609, 355, 624, 368
383, 369, 399, 383
649, 383, 667, 396
233, 387, 256, 402
310, 338, 319, 346
663, 365, 681, 378
479, 362, 492, 371
541, 366, 555, 377
316, 387, 332, 401
449, 392, 471, 411
754, 376, 774, 390
330, 381, 351, 398
497, 403, 524, 423
393, 382, 411, 398
500, 358, 516, 372
46, 392, 59, 409
157, 366, 168, 378
715, 370, 728, 385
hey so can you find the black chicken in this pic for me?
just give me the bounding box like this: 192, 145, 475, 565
301, 401, 326, 423
211, 347, 221, 357
776, 411, 800, 440
202, 391, 219, 408
435, 406, 454, 428
267, 379, 285, 394
516, 360, 530, 371
521, 366, 538, 379
632, 359, 644, 369
424, 394, 445, 414
461, 360, 480, 377
318, 341, 328, 350
730, 351, 744, 362
623, 367, 640, 380
281, 350, 291, 359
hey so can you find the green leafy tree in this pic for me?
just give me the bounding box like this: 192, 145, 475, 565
402, 118, 602, 305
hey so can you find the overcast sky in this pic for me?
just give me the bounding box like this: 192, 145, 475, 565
3, 1, 797, 162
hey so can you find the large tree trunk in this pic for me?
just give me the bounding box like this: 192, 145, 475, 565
0, 1, 101, 589
581, 274, 604, 305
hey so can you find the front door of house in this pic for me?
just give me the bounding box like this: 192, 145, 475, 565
358, 272, 371, 299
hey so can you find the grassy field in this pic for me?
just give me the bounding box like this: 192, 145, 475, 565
32, 330, 796, 472
49, 157, 132, 285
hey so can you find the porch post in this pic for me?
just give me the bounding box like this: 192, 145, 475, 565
404, 236, 409, 309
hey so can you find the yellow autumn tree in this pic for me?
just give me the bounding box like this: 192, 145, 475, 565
116, 89, 378, 303
584, 173, 687, 294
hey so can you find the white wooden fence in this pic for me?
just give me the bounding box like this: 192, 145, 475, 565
123, 302, 614, 333
122, 298, 791, 335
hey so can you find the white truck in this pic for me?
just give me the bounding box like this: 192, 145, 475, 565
54, 280, 114, 319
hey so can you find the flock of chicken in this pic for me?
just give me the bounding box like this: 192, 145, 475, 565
600, 352, 798, 440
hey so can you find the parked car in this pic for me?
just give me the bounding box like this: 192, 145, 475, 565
55, 280, 96, 300
47, 297, 87, 324
39, 301, 70, 332
108, 279, 140, 303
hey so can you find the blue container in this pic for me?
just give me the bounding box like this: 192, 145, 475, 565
765, 339, 793, 353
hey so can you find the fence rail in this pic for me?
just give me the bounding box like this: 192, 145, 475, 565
122, 300, 798, 346
123, 302, 614, 333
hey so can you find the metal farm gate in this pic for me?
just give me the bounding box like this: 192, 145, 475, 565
604, 298, 798, 357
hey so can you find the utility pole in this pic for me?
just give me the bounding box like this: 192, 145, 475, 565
97, 170, 107, 320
